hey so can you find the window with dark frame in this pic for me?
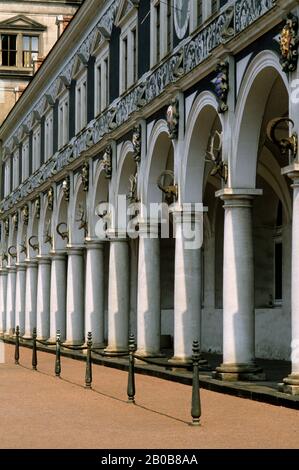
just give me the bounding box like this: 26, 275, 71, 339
0, 34, 17, 66
0, 32, 39, 68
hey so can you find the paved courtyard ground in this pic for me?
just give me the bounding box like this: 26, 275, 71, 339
0, 344, 298, 449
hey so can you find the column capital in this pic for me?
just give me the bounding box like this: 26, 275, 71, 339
66, 245, 84, 255
7, 265, 17, 272
215, 188, 263, 201
15, 262, 27, 271
84, 238, 106, 249
50, 251, 66, 261
281, 163, 299, 183
106, 229, 128, 242
36, 255, 51, 265
24, 259, 38, 268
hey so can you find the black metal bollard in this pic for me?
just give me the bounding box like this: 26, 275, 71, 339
15, 325, 20, 365
55, 330, 61, 377
127, 334, 136, 404
85, 332, 92, 388
32, 328, 37, 370
191, 340, 201, 426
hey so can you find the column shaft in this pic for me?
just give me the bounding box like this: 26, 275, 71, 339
137, 224, 160, 357
85, 242, 105, 346
282, 177, 299, 394
66, 248, 84, 345
173, 216, 202, 361
5, 266, 16, 336
216, 196, 263, 380
36, 257, 51, 340
15, 263, 26, 336
105, 238, 129, 353
24, 260, 38, 337
50, 253, 66, 342
0, 268, 7, 335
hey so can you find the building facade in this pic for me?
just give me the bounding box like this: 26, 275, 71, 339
0, 0, 82, 124
0, 0, 299, 394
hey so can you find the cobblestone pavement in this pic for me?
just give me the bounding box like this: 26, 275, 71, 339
0, 344, 298, 449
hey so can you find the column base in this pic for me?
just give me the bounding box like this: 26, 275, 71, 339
213, 363, 266, 382
22, 334, 33, 340
63, 339, 84, 347
135, 349, 165, 365
48, 335, 66, 344
278, 374, 299, 396
4, 330, 15, 339
103, 346, 128, 356
168, 355, 209, 370
37, 336, 50, 342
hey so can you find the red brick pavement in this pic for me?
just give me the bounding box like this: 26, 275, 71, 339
0, 344, 298, 449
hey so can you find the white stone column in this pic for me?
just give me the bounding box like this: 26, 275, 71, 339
136, 222, 160, 357
282, 171, 299, 394
171, 209, 204, 362
105, 233, 129, 354
0, 268, 8, 335
49, 252, 66, 342
36, 256, 51, 340
5, 266, 16, 337
84, 241, 105, 347
24, 260, 38, 338
15, 263, 26, 336
215, 190, 264, 381
65, 247, 84, 345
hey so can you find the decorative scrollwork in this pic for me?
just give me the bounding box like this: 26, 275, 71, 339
280, 13, 299, 73
206, 131, 228, 183
157, 170, 178, 204
81, 163, 89, 192
102, 145, 112, 179
44, 220, 53, 247
1, 251, 8, 263
266, 117, 298, 159
166, 98, 179, 140
214, 61, 229, 113
8, 245, 17, 260
56, 223, 69, 243
19, 236, 28, 257
132, 125, 141, 163
28, 236, 39, 253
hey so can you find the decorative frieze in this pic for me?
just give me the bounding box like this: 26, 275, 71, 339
235, 0, 275, 34
0, 0, 277, 215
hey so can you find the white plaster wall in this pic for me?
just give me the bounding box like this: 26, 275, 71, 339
255, 308, 291, 360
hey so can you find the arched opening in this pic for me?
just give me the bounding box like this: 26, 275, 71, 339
234, 55, 292, 361
145, 124, 175, 350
